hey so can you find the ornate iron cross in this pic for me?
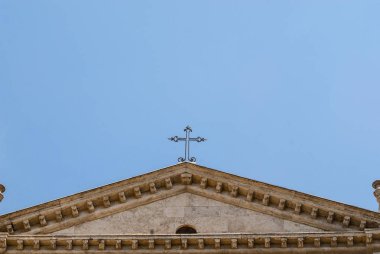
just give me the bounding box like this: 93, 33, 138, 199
169, 126, 206, 162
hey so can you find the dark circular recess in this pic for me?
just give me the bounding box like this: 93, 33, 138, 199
176, 225, 197, 234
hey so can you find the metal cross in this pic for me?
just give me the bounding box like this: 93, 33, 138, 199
169, 126, 206, 162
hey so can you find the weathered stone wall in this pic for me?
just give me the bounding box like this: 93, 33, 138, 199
55, 193, 322, 235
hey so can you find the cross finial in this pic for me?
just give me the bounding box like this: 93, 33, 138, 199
169, 126, 206, 162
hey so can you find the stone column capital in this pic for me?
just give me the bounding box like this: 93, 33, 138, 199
373, 181, 380, 196
372, 180, 380, 211
372, 180, 380, 189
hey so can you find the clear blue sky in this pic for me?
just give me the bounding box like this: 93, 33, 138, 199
1, 1, 380, 214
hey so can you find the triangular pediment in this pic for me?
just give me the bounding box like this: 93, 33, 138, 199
54, 193, 323, 235
0, 163, 379, 235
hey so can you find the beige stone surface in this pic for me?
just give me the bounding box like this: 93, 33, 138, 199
55, 193, 322, 235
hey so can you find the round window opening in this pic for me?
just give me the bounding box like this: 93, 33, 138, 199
176, 225, 197, 234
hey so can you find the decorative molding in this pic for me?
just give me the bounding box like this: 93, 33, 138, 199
148, 239, 154, 249
343, 216, 351, 227
71, 206, 79, 218
149, 183, 157, 194
262, 194, 270, 206
181, 173, 192, 185
294, 203, 302, 214
278, 199, 286, 210
230, 186, 239, 197
0, 231, 379, 253
118, 192, 127, 203
165, 178, 172, 189
246, 190, 254, 201
55, 210, 63, 222
38, 215, 47, 227
311, 208, 318, 218
327, 211, 334, 223
87, 201, 95, 213
215, 182, 222, 193
102, 196, 111, 208
200, 178, 207, 189
1, 163, 380, 235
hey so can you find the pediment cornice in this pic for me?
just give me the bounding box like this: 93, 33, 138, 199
0, 163, 379, 235
1, 230, 380, 254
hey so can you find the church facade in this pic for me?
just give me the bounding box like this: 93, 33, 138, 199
0, 162, 380, 253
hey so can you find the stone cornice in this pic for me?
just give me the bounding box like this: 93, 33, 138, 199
1, 230, 380, 254
0, 163, 379, 235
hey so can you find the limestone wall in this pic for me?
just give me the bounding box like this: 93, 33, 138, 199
55, 193, 322, 234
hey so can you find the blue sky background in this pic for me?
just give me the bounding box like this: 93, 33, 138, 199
1, 1, 380, 214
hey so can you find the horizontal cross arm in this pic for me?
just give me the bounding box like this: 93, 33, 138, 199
168, 136, 186, 142
189, 137, 207, 142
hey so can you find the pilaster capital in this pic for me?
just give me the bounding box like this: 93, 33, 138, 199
372, 180, 380, 190
373, 181, 380, 199
372, 181, 380, 212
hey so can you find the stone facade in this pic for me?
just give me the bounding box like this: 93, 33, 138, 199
56, 193, 321, 235
0, 162, 379, 254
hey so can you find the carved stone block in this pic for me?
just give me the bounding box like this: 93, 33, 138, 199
262, 194, 270, 206
264, 237, 270, 248
214, 239, 220, 249
50, 239, 56, 249
118, 192, 127, 203
165, 178, 172, 189
23, 220, 30, 231
149, 182, 157, 193
198, 239, 204, 249
331, 237, 338, 247
281, 238, 287, 248
0, 239, 6, 249
230, 186, 239, 197
71, 206, 79, 217
33, 240, 40, 250
347, 236, 354, 246
367, 233, 373, 244
6, 224, 13, 234
311, 208, 318, 218
181, 239, 187, 249
66, 240, 73, 250
87, 201, 95, 213
55, 210, 63, 222
98, 240, 105, 250
148, 239, 154, 249
103, 196, 111, 207
246, 190, 254, 201
327, 211, 334, 223
297, 238, 304, 248
278, 199, 286, 210
116, 240, 122, 249
314, 238, 320, 247
39, 215, 47, 226
134, 187, 142, 198
247, 238, 254, 248
343, 216, 351, 227
200, 178, 208, 189
294, 203, 302, 214
131, 240, 138, 250
360, 220, 367, 230
164, 239, 171, 249
216, 182, 223, 193
231, 239, 238, 249
16, 240, 23, 250
181, 173, 192, 185
82, 240, 89, 250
